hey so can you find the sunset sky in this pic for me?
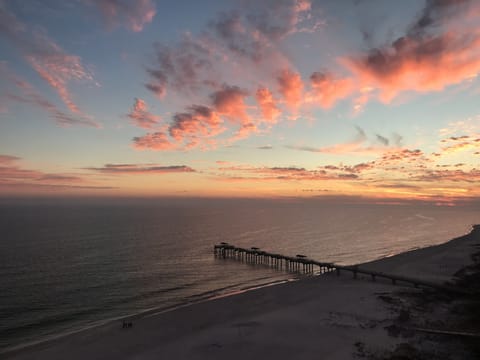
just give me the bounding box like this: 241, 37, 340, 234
1, 0, 479, 202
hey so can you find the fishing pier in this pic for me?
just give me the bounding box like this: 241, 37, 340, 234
214, 243, 332, 274
213, 243, 470, 294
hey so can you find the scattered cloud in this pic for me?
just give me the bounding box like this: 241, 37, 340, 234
85, 163, 195, 174
0, 155, 21, 164
87, 0, 156, 32
169, 105, 223, 146
439, 134, 480, 155
145, 35, 216, 98
308, 71, 354, 109
133, 84, 256, 150
343, 1, 480, 102
276, 69, 304, 109
413, 168, 480, 183
0, 154, 109, 191
0, 4, 97, 120
127, 98, 160, 129
140, 1, 326, 149
255, 87, 281, 123
25, 32, 95, 114
132, 131, 177, 151
136, 0, 480, 151
1, 66, 100, 127
214, 163, 362, 182
36, 174, 83, 182
375, 134, 389, 146
286, 126, 399, 155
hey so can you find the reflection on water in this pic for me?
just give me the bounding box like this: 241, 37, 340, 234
0, 198, 478, 350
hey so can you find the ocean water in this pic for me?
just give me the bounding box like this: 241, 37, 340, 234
0, 197, 478, 351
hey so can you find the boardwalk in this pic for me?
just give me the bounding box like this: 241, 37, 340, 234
214, 243, 470, 295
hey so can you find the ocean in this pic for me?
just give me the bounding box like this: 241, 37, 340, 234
0, 197, 478, 352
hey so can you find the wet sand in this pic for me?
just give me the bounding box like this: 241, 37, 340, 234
4, 225, 479, 359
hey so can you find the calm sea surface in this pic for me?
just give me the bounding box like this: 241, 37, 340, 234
0, 197, 478, 351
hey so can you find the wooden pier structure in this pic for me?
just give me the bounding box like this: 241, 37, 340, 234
213, 243, 470, 295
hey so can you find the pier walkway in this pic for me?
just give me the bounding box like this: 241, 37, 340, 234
213, 243, 470, 295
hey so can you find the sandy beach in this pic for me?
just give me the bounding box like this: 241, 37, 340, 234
4, 225, 480, 360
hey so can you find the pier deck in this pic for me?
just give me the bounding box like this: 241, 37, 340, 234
213, 243, 470, 295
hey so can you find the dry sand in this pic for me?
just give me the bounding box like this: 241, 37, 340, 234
4, 225, 480, 360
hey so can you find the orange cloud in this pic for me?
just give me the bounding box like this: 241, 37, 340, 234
276, 69, 304, 108
127, 98, 160, 129
255, 86, 281, 123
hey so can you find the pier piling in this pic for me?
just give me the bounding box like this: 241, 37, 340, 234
213, 243, 470, 295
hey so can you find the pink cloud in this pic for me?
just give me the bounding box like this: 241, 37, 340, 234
211, 86, 249, 122
211, 85, 257, 138
277, 69, 304, 108
255, 86, 280, 123
133, 85, 258, 151
26, 50, 93, 114
90, 0, 156, 32
127, 98, 160, 129
308, 72, 354, 109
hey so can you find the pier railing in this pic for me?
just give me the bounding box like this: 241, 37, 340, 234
213, 243, 470, 295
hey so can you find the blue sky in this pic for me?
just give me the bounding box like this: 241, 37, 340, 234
1, 0, 479, 202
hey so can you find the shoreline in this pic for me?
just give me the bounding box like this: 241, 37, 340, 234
0, 276, 298, 355
4, 225, 480, 359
